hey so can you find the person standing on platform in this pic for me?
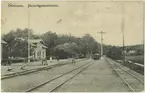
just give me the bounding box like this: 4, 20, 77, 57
72, 56, 76, 65
50, 56, 52, 63
42, 58, 47, 65
57, 56, 59, 62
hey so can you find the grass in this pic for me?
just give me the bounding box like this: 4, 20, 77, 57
125, 55, 144, 65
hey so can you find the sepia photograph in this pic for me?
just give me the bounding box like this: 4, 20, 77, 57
1, 0, 144, 92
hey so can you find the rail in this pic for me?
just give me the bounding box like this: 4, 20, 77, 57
116, 59, 144, 75
106, 57, 144, 92
25, 61, 93, 92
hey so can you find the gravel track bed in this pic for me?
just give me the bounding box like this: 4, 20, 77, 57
2, 59, 90, 92
57, 59, 133, 92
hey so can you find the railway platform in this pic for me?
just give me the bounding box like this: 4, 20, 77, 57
1, 59, 83, 76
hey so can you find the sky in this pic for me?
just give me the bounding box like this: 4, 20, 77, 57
1, 1, 144, 46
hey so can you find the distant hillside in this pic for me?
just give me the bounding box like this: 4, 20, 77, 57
103, 44, 144, 56
125, 44, 144, 51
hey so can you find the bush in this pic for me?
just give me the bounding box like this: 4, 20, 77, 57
106, 47, 123, 60
1, 59, 28, 65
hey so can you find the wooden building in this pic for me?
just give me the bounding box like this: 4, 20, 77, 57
29, 39, 47, 60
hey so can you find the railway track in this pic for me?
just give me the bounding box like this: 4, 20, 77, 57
114, 61, 144, 83
25, 61, 93, 92
1, 59, 86, 80
106, 58, 144, 92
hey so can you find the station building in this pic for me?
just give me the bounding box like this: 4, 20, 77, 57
29, 39, 47, 60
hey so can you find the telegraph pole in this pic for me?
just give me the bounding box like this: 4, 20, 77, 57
143, 2, 145, 50
98, 31, 106, 59
21, 7, 30, 70
28, 7, 30, 63
121, 3, 125, 64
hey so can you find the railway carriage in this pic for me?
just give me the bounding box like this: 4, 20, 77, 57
92, 53, 100, 60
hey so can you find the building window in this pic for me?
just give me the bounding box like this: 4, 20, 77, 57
34, 52, 35, 58
43, 51, 45, 58
37, 52, 39, 57
37, 52, 40, 57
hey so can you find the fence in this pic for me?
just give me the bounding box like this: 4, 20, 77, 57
116, 60, 144, 75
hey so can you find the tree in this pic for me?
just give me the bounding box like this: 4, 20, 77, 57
106, 46, 123, 60
2, 28, 101, 60
79, 34, 100, 57
41, 31, 58, 56
103, 45, 113, 55
2, 28, 30, 58
53, 42, 79, 58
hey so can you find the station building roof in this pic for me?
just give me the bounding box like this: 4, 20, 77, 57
29, 39, 47, 48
